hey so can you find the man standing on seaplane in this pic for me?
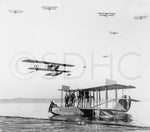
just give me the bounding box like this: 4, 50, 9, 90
48, 101, 57, 113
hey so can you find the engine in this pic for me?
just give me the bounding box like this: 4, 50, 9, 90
47, 64, 59, 71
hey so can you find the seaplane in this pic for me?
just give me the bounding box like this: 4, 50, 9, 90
97, 12, 116, 17
41, 6, 58, 11
8, 10, 23, 14
48, 82, 139, 120
109, 31, 119, 35
22, 59, 74, 76
133, 15, 148, 20
102, 55, 109, 58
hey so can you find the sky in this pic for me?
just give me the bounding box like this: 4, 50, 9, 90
0, 0, 150, 100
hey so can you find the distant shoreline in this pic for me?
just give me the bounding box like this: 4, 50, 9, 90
0, 98, 61, 103
0, 98, 149, 103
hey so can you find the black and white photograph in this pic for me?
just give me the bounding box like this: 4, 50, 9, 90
0, 0, 150, 131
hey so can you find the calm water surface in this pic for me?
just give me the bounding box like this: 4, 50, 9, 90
0, 102, 150, 132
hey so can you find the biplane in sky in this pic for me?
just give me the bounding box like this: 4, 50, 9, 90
41, 6, 58, 10
109, 31, 119, 35
9, 10, 23, 14
22, 59, 74, 76
97, 12, 116, 17
134, 15, 148, 20
48, 83, 139, 120
102, 55, 109, 58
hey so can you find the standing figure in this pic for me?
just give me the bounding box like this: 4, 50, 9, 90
77, 90, 83, 107
71, 92, 75, 106
48, 101, 56, 112
65, 93, 69, 107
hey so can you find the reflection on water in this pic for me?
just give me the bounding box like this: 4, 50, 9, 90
98, 113, 133, 122
50, 113, 133, 127
0, 115, 150, 132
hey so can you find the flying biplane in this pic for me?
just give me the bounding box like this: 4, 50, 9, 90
22, 59, 74, 76
83, 66, 87, 68
102, 55, 109, 58
134, 15, 148, 20
9, 10, 23, 14
97, 12, 116, 17
41, 6, 58, 11
48, 83, 139, 120
109, 31, 119, 35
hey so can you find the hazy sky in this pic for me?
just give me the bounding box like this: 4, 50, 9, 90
0, 0, 150, 100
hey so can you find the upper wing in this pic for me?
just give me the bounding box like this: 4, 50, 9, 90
22, 59, 75, 67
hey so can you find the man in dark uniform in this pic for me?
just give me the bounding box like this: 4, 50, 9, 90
65, 93, 69, 107
48, 101, 56, 112
70, 92, 75, 106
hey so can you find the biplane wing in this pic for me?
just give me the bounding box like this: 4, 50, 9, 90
28, 67, 70, 72
45, 72, 62, 76
72, 84, 135, 92
22, 59, 74, 67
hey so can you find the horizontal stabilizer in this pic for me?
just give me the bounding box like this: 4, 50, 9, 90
119, 98, 140, 102
130, 99, 140, 102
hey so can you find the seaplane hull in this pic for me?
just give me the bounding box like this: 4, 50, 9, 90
50, 106, 83, 116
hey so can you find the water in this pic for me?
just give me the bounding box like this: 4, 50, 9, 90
0, 102, 150, 132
